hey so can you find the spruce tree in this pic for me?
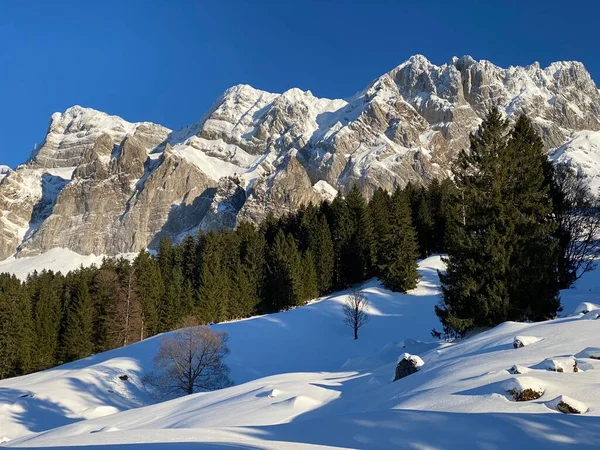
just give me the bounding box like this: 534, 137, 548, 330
0, 274, 33, 378
197, 232, 229, 323
134, 251, 164, 338
436, 108, 558, 335
325, 193, 353, 288
344, 185, 375, 285
369, 187, 391, 273
379, 189, 420, 292
30, 270, 62, 371
504, 115, 560, 320
62, 272, 94, 362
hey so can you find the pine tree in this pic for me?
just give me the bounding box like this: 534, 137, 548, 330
379, 189, 420, 292
324, 193, 353, 289
300, 209, 334, 295
344, 185, 375, 285
437, 108, 544, 335
134, 251, 164, 338
197, 232, 229, 323
504, 115, 560, 320
416, 192, 434, 258
265, 230, 303, 311
237, 222, 266, 314
30, 270, 62, 371
62, 272, 94, 362
369, 187, 391, 273
300, 249, 319, 302
0, 274, 33, 378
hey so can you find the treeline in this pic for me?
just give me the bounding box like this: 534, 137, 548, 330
0, 181, 457, 379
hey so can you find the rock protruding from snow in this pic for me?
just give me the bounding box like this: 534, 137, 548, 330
393, 353, 424, 381
513, 335, 542, 349
574, 302, 600, 315
504, 377, 545, 401
536, 356, 579, 373
550, 395, 588, 414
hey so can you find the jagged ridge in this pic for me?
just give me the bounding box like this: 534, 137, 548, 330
0, 55, 599, 259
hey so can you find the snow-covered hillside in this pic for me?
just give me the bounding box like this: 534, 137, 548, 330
2, 256, 600, 449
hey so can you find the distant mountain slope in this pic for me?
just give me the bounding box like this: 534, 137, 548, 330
1, 55, 600, 261
3, 256, 600, 449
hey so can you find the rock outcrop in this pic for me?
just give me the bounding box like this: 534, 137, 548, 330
1, 55, 600, 259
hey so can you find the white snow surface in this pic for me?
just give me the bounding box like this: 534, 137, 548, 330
0, 165, 10, 182
551, 130, 600, 194
2, 256, 600, 449
0, 248, 135, 280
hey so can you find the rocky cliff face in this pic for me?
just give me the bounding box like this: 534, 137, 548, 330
1, 55, 599, 259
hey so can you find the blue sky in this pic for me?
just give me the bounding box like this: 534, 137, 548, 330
1, 0, 599, 168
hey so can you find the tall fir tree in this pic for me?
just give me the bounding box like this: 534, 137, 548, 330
369, 187, 392, 273
62, 272, 94, 362
504, 115, 560, 320
197, 232, 229, 323
437, 108, 559, 335
0, 274, 33, 378
134, 251, 164, 338
326, 193, 353, 289
344, 185, 375, 285
379, 189, 420, 292
29, 270, 62, 371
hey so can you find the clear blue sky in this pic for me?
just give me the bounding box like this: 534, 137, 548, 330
1, 0, 599, 168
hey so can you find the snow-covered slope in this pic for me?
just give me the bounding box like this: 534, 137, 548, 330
2, 256, 600, 449
552, 130, 600, 194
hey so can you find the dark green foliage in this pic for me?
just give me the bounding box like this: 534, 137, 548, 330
134, 251, 164, 338
379, 190, 420, 292
437, 109, 560, 336
0, 274, 33, 378
266, 230, 303, 311
61, 272, 94, 362
344, 186, 376, 284
369, 187, 391, 270
29, 271, 62, 370
197, 232, 230, 323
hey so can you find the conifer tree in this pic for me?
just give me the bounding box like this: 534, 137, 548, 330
30, 270, 62, 370
504, 115, 560, 320
134, 251, 164, 338
62, 272, 94, 362
369, 187, 391, 272
265, 230, 303, 311
436, 108, 560, 335
197, 232, 229, 323
326, 193, 353, 288
300, 249, 319, 302
416, 192, 434, 257
0, 274, 33, 378
379, 189, 420, 292
344, 185, 375, 284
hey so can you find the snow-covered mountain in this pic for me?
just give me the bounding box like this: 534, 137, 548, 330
1, 55, 600, 261
2, 256, 600, 448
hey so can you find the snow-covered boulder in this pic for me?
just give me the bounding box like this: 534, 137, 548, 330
550, 395, 588, 414
513, 335, 542, 348
574, 302, 600, 315
537, 356, 579, 373
504, 377, 545, 401
393, 353, 424, 381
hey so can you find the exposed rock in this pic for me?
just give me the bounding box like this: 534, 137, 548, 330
2, 55, 600, 259
551, 395, 588, 414
393, 353, 424, 381
508, 388, 543, 402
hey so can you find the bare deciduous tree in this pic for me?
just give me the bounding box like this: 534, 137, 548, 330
343, 290, 369, 340
552, 163, 600, 287
146, 318, 232, 398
